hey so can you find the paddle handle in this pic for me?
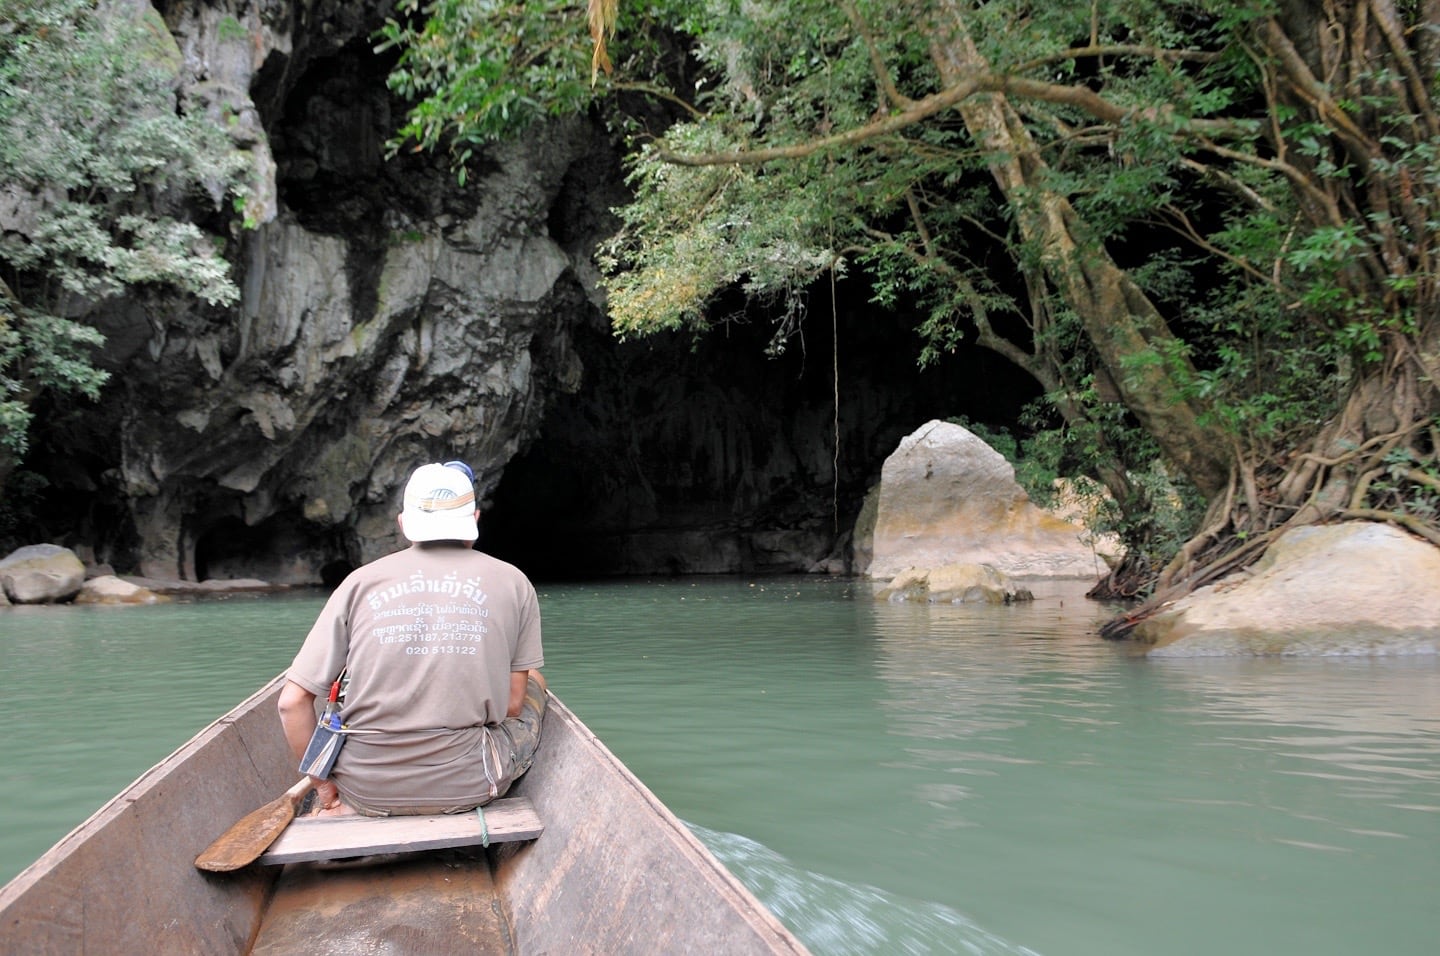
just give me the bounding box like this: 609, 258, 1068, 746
284, 776, 313, 805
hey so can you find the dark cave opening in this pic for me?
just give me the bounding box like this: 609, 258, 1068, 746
194, 514, 352, 586
482, 283, 1039, 581
320, 560, 356, 588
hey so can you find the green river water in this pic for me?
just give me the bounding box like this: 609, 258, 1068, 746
1, 576, 1437, 955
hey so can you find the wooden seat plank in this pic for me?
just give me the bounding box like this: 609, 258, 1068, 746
257, 796, 542, 864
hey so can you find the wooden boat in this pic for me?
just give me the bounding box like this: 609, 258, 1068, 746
0, 675, 809, 954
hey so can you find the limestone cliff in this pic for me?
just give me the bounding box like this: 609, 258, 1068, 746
46, 0, 617, 582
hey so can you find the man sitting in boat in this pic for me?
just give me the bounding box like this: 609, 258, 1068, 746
278, 459, 546, 817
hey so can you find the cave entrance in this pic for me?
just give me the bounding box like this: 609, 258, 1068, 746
481, 281, 1040, 582
194, 514, 353, 586
482, 448, 598, 581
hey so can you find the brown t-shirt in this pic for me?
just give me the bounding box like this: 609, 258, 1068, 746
287, 543, 543, 811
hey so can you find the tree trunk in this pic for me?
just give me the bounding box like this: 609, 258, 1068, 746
1103, 0, 1440, 629
1238, 0, 1440, 539
927, 4, 1233, 500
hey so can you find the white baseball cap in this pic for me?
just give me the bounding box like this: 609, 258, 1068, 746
400, 462, 478, 542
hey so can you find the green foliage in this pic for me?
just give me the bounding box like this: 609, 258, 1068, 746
0, 304, 108, 459
0, 0, 246, 306
385, 0, 1440, 560
1009, 293, 1210, 564
1034, 401, 1206, 569
1374, 439, 1440, 522
0, 312, 27, 454
600, 126, 840, 349
379, 0, 624, 177
0, 0, 249, 471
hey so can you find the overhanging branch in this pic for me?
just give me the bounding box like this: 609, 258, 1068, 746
658, 76, 984, 166
658, 73, 1246, 168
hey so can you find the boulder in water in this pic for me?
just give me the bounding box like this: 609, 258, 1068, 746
866, 420, 1111, 580
1137, 523, 1440, 656
0, 544, 86, 605
73, 575, 167, 606
876, 563, 1035, 604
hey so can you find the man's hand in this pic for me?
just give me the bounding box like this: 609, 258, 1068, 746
311, 777, 351, 816
315, 778, 339, 808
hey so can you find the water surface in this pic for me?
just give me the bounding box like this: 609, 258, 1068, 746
1, 577, 1436, 955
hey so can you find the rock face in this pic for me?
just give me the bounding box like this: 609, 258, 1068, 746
30, 0, 621, 584
1135, 523, 1440, 656
0, 545, 86, 604
865, 420, 1110, 580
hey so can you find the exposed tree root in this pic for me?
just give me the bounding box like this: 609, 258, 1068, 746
1095, 409, 1439, 641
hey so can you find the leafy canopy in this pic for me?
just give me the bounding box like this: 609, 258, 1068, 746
382, 1, 1440, 562
0, 0, 249, 463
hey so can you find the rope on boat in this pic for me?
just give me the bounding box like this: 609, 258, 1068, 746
476, 805, 489, 847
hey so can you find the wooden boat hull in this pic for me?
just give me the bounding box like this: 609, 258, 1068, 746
0, 676, 808, 954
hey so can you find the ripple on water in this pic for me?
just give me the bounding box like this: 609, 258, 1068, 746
691, 823, 1041, 956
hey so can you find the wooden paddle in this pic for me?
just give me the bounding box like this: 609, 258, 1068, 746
194, 777, 313, 872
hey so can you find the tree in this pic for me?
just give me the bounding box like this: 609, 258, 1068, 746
387, 1, 1439, 622
0, 0, 250, 493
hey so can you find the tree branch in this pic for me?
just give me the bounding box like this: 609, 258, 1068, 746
658, 71, 1245, 168
1405, 466, 1440, 496
1192, 136, 1350, 231
1257, 17, 1377, 167
838, 0, 913, 111
610, 81, 704, 119
863, 218, 1043, 381
1159, 199, 1274, 287
658, 76, 985, 166
1367, 0, 1440, 139
1340, 507, 1440, 546
1011, 43, 1222, 76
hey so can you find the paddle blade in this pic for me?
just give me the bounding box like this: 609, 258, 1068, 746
194, 778, 311, 872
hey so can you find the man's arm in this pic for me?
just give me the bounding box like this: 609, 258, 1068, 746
278, 679, 320, 763
277, 679, 345, 809
507, 670, 530, 718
